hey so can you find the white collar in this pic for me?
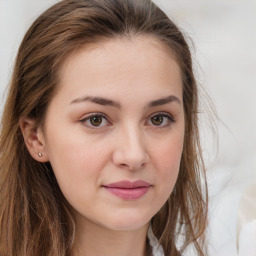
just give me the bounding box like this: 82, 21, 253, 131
147, 225, 165, 256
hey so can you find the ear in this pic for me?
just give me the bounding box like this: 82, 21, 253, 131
19, 117, 49, 162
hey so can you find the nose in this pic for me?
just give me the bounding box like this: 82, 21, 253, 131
112, 126, 150, 171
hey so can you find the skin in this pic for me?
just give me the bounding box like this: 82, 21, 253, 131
21, 36, 185, 256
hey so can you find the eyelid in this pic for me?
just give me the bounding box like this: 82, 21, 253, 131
146, 111, 175, 127
79, 112, 111, 129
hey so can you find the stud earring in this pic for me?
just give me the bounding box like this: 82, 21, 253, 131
38, 152, 42, 157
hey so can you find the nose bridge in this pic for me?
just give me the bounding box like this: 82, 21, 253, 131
125, 123, 144, 153
113, 122, 149, 170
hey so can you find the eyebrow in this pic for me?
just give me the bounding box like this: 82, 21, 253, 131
70, 95, 181, 108
147, 95, 181, 107
70, 96, 121, 108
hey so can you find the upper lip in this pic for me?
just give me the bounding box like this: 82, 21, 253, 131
103, 180, 151, 188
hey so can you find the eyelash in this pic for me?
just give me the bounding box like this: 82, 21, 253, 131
80, 112, 110, 129
79, 112, 175, 129
146, 112, 175, 128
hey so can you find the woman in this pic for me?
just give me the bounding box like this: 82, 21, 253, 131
0, 0, 208, 255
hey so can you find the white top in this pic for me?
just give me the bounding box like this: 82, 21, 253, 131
148, 226, 165, 256
237, 181, 256, 256
238, 220, 256, 256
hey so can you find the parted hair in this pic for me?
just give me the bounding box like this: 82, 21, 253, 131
0, 0, 208, 255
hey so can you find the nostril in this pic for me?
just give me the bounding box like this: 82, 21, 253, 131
112, 141, 150, 171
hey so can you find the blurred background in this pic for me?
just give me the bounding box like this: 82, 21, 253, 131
0, 0, 256, 255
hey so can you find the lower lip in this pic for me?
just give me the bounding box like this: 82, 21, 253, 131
103, 186, 150, 200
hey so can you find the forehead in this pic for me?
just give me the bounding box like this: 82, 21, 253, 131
56, 35, 182, 103
59, 35, 180, 76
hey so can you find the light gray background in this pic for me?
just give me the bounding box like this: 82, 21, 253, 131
0, 1, 256, 255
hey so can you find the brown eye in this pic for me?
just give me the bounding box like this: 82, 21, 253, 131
147, 113, 175, 128
151, 115, 163, 126
89, 115, 103, 126
80, 113, 109, 129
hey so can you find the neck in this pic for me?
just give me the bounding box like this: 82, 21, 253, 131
72, 219, 150, 256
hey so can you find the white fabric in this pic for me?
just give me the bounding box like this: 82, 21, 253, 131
237, 181, 256, 256
237, 181, 256, 239
147, 226, 165, 256
238, 220, 256, 256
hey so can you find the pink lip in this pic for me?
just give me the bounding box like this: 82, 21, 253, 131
102, 180, 151, 200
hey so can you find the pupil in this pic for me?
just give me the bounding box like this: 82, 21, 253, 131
152, 115, 163, 125
90, 116, 102, 126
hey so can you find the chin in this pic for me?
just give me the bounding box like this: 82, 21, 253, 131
107, 222, 149, 232
102, 211, 152, 231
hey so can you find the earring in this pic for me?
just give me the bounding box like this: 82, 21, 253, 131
38, 152, 42, 157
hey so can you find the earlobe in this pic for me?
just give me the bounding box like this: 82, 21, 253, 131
19, 117, 49, 162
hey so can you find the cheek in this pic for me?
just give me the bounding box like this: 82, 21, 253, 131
153, 135, 184, 188
46, 122, 103, 167
147, 133, 184, 216
45, 127, 109, 191
45, 134, 111, 211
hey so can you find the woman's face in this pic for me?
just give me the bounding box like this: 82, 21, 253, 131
42, 36, 185, 231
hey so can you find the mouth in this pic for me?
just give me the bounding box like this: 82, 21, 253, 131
102, 180, 152, 200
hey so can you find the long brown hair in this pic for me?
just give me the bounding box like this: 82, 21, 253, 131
0, 0, 208, 255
